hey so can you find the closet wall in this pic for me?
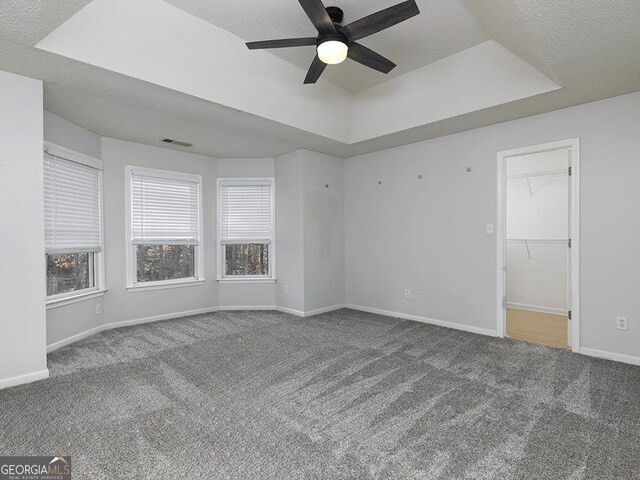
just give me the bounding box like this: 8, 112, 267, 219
506, 150, 569, 314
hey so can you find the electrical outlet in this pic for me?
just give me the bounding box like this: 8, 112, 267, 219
284, 285, 289, 294
617, 316, 627, 330
96, 303, 102, 315
405, 289, 411, 299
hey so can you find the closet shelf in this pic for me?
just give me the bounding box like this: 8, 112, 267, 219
507, 169, 568, 196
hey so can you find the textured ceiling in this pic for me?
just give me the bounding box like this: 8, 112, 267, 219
0, 39, 341, 158
164, 0, 489, 92
0, 0, 92, 45
0, 0, 639, 159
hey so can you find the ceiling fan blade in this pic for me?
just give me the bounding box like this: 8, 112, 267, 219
342, 0, 419, 41
304, 55, 327, 84
347, 42, 396, 74
298, 0, 336, 34
246, 38, 317, 50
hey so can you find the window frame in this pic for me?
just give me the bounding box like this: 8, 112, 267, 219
216, 177, 276, 283
125, 165, 205, 291
44, 142, 106, 308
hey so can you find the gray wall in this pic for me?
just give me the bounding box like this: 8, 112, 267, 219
275, 151, 305, 313
39, 91, 640, 365
42, 123, 288, 345
0, 71, 47, 386
44, 119, 279, 343
303, 151, 345, 312
217, 158, 276, 308
44, 112, 104, 347
345, 92, 640, 359
44, 111, 101, 159
274, 150, 346, 314
101, 138, 219, 325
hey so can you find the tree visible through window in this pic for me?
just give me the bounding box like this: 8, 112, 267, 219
46, 253, 94, 296
44, 149, 102, 299
218, 178, 274, 279
225, 243, 268, 276
128, 166, 202, 286
136, 245, 195, 282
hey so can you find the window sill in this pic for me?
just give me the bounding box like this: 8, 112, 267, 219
217, 278, 276, 284
46, 289, 107, 310
127, 279, 206, 292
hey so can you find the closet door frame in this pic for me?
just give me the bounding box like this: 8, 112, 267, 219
496, 138, 580, 352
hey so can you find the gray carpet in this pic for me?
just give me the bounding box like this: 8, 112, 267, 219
1, 309, 639, 479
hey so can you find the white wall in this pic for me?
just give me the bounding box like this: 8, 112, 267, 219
0, 70, 48, 388
101, 138, 219, 324
345, 92, 640, 360
303, 151, 345, 312
44, 112, 104, 347
507, 150, 569, 313
350, 41, 560, 143
507, 243, 568, 314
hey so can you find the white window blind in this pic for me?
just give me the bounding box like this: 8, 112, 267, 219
44, 152, 102, 254
219, 181, 273, 244
131, 170, 200, 245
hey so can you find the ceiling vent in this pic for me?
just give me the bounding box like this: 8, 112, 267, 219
161, 138, 193, 148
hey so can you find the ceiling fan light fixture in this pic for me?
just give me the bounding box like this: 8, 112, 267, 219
245, 0, 420, 83
317, 40, 348, 65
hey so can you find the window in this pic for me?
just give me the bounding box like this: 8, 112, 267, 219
44, 144, 103, 302
217, 178, 275, 281
127, 166, 203, 289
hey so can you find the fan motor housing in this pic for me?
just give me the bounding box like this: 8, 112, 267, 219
326, 6, 344, 24
317, 31, 348, 47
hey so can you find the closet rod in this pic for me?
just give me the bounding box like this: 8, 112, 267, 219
507, 238, 568, 259
507, 238, 568, 242
506, 169, 567, 180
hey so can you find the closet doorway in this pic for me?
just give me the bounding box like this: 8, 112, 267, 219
496, 139, 580, 352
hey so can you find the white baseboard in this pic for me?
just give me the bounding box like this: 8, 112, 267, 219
0, 369, 49, 390
218, 305, 277, 312
104, 307, 221, 330
507, 302, 567, 316
580, 347, 640, 366
301, 304, 345, 317
47, 325, 104, 352
218, 305, 308, 317
344, 303, 498, 337
47, 307, 220, 353
47, 304, 347, 352
275, 304, 344, 317
274, 305, 306, 317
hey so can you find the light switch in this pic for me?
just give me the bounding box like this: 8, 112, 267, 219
486, 223, 495, 234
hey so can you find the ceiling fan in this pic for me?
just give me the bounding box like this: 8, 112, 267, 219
246, 0, 420, 84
